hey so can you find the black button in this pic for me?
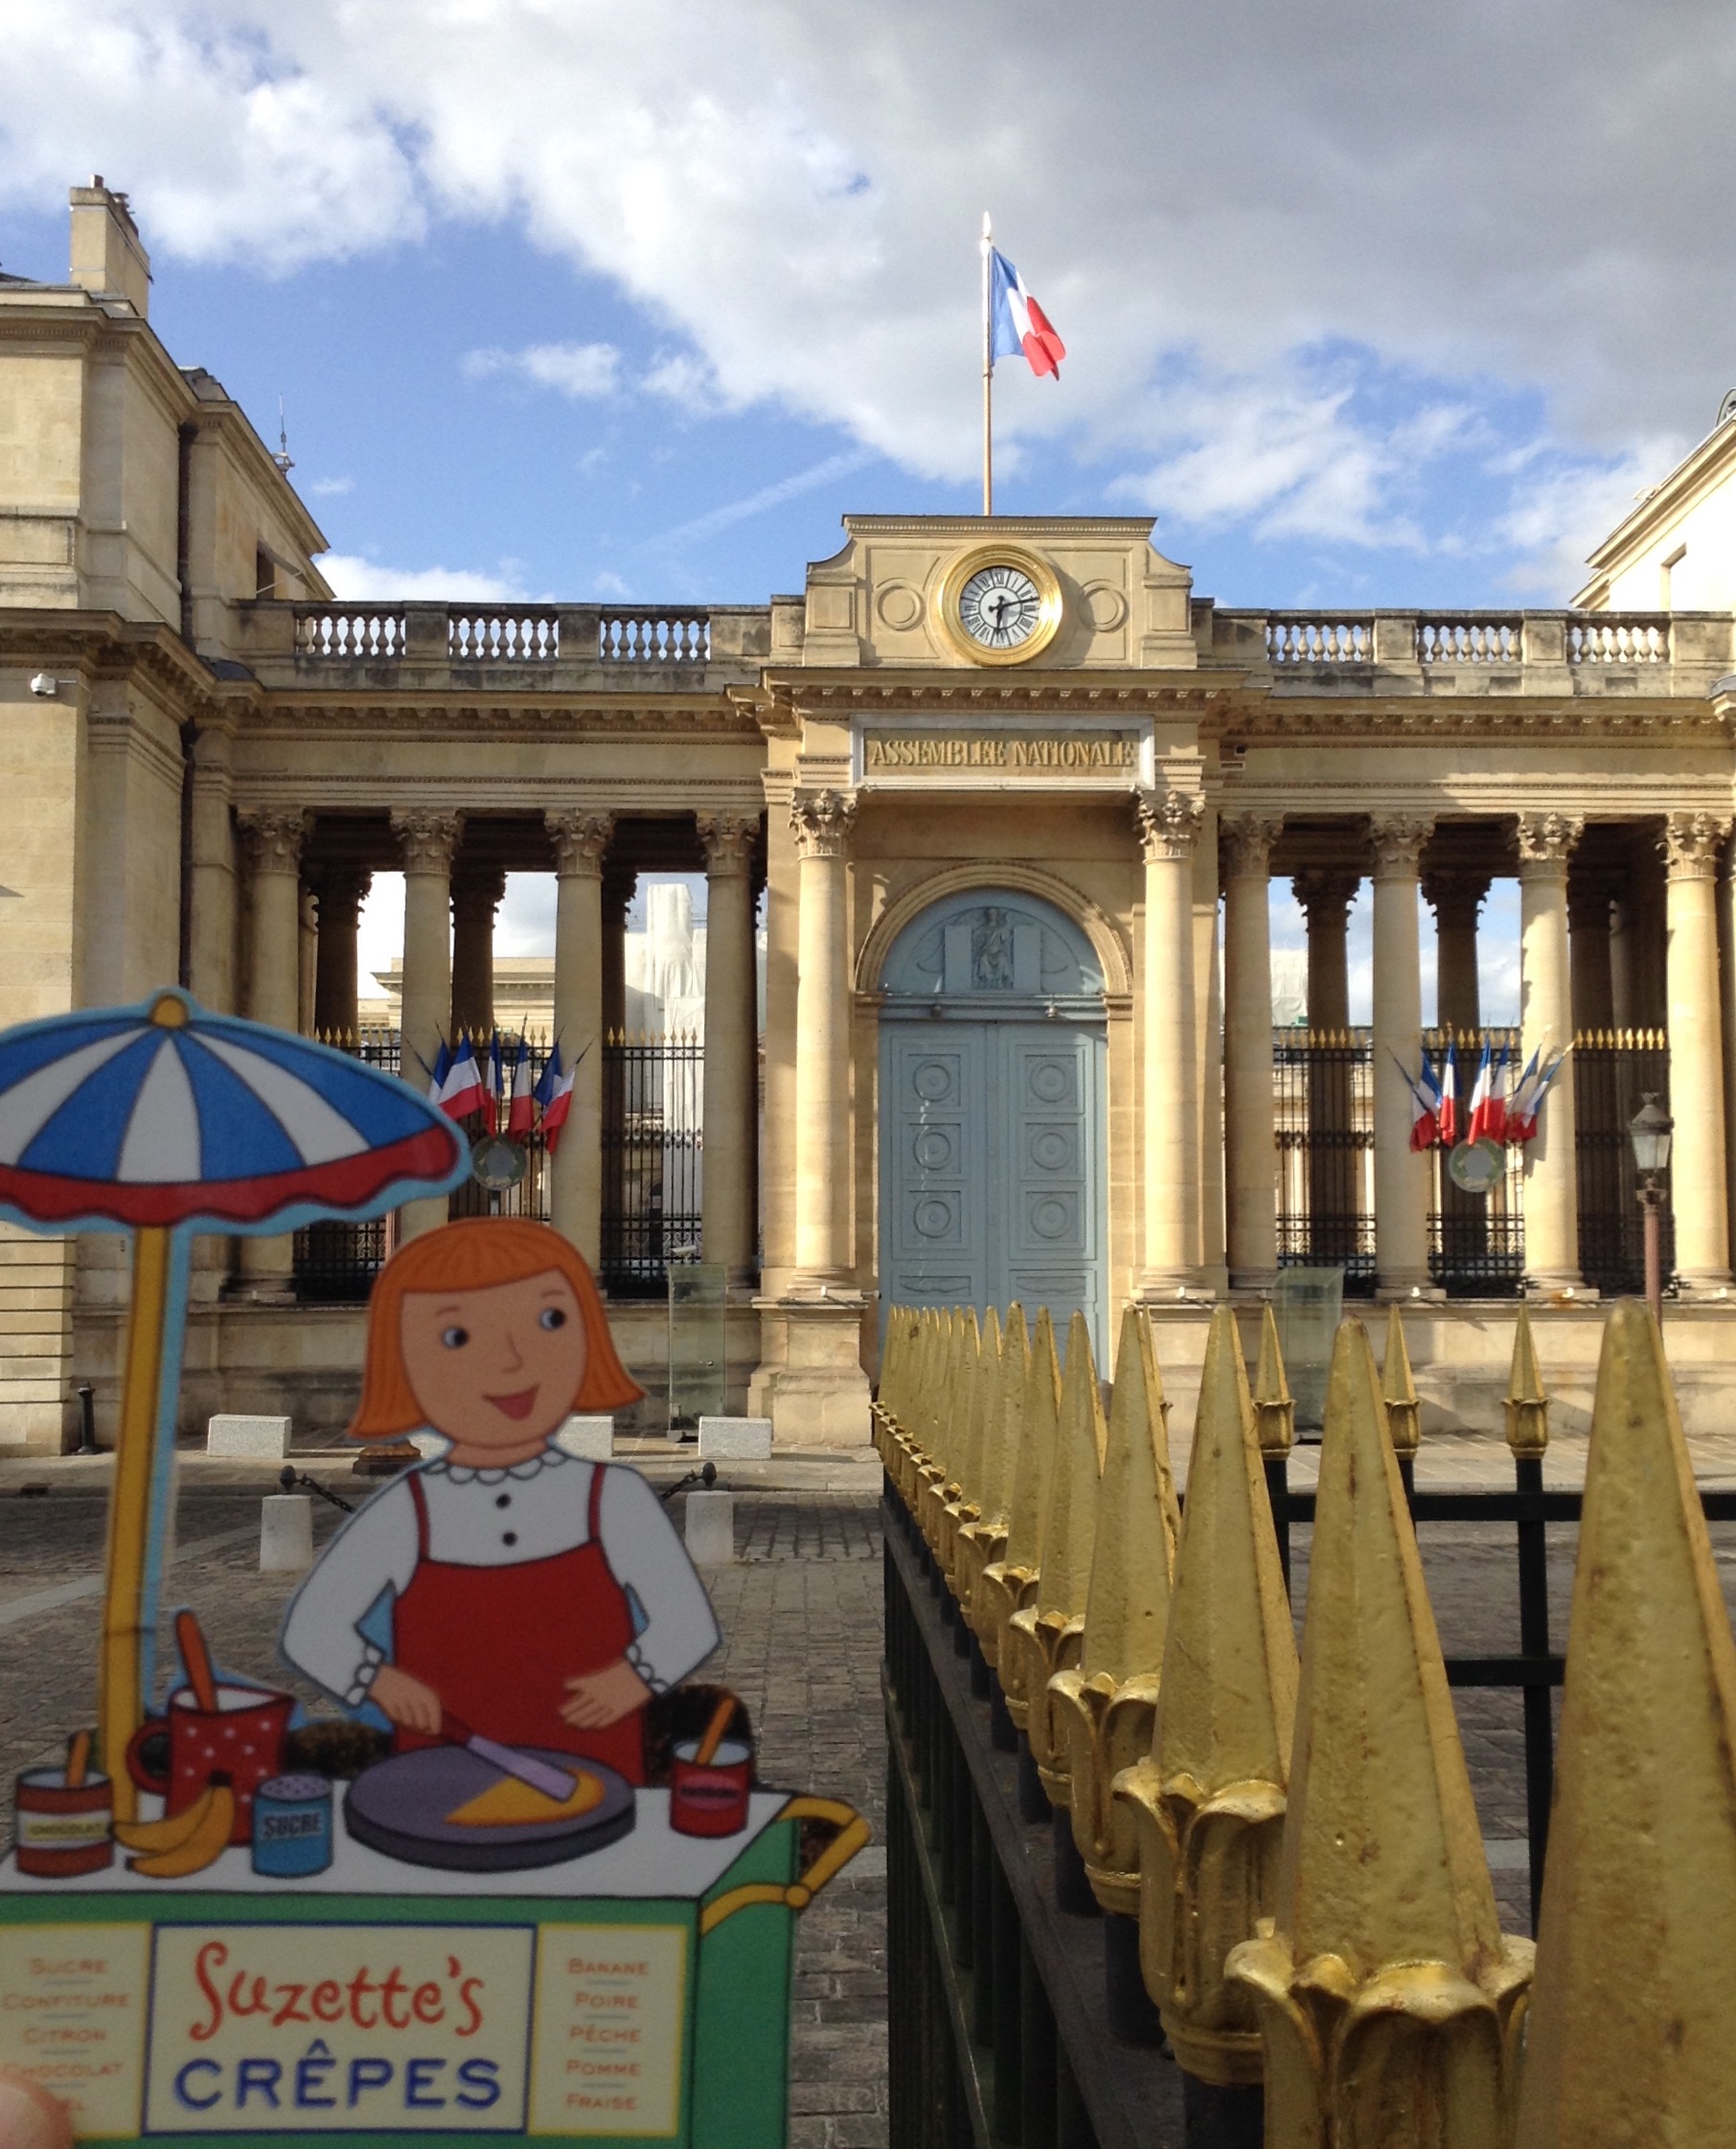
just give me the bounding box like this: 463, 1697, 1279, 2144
495, 1493, 511, 1508
502, 1531, 517, 1546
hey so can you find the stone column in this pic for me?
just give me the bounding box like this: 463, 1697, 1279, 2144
450, 864, 505, 1042
1222, 814, 1281, 1291
237, 808, 308, 1296
1663, 811, 1733, 1289
698, 813, 761, 1289
547, 812, 613, 1268
601, 870, 634, 1039
1293, 870, 1360, 1263
1138, 788, 1204, 1294
298, 887, 318, 1036
1568, 875, 1616, 1034
1423, 868, 1489, 1267
1196, 811, 1227, 1291
789, 789, 857, 1286
186, 721, 238, 1013
1369, 814, 1434, 1297
1518, 812, 1586, 1292
392, 810, 461, 1243
312, 871, 371, 1039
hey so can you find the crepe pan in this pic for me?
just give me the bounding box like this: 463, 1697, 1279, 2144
344, 1746, 636, 1872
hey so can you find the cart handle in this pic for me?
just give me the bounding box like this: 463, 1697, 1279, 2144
698, 1797, 871, 1934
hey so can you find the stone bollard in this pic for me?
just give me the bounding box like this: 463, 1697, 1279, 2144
209, 1413, 291, 1459
556, 1415, 615, 1460
684, 1489, 735, 1566
260, 1494, 314, 1573
697, 1415, 772, 1460
1226, 1318, 1532, 2145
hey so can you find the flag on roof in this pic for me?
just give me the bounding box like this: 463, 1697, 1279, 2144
506, 1034, 536, 1138
989, 248, 1066, 379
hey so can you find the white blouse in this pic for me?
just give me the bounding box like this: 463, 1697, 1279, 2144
278, 1452, 720, 1710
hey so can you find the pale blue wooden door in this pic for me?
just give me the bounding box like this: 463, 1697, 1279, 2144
879, 892, 1108, 1362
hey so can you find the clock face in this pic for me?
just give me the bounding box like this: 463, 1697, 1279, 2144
957, 563, 1043, 651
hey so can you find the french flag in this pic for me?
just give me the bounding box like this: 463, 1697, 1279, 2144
440, 1037, 490, 1122
506, 1034, 536, 1138
990, 248, 1066, 380
1409, 1056, 1442, 1153
1467, 1040, 1508, 1147
1509, 1047, 1565, 1145
1437, 1044, 1459, 1148
424, 1037, 452, 1107
535, 1040, 574, 1153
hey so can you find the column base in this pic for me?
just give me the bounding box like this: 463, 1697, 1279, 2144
1136, 1269, 1215, 1305
1227, 1267, 1279, 1297
1671, 1272, 1735, 1298
747, 1296, 871, 1449
1374, 1279, 1445, 1303
1523, 1276, 1597, 1304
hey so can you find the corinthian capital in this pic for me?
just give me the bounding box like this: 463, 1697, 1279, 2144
1291, 869, 1361, 928
1515, 811, 1584, 870
1220, 813, 1283, 881
789, 789, 856, 860
1366, 812, 1433, 878
390, 809, 462, 875
1661, 809, 1731, 881
1136, 789, 1205, 862
239, 806, 308, 875
697, 812, 761, 875
546, 809, 614, 876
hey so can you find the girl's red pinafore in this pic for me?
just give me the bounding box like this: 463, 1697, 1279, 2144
391, 1461, 646, 1784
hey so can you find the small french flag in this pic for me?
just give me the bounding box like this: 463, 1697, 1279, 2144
990, 248, 1066, 380
1437, 1044, 1459, 1148
1467, 1040, 1509, 1148
506, 1034, 536, 1138
440, 1037, 489, 1123
535, 1040, 575, 1153
1409, 1056, 1442, 1153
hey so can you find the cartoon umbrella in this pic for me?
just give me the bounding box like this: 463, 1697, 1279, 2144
0, 988, 468, 1817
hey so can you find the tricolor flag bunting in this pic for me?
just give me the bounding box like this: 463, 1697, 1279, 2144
989, 248, 1066, 379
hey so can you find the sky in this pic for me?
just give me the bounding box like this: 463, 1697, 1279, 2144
4, 0, 1728, 1012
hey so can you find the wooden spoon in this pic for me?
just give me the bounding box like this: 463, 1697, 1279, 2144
694, 1693, 738, 1769
65, 1729, 91, 1789
175, 1609, 219, 1714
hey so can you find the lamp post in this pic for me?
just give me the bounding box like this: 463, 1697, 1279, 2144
1629, 1092, 1674, 1326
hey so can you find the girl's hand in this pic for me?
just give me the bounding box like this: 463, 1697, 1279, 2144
560, 1657, 651, 1730
370, 1665, 444, 1735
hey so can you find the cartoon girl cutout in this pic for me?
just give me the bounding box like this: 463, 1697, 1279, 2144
280, 1220, 719, 1785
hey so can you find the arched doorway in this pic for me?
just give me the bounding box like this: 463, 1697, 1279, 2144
878, 889, 1108, 1360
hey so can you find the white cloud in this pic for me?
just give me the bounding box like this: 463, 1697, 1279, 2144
306, 473, 354, 496
464, 339, 622, 399
647, 448, 878, 550
3, 0, 1731, 584
318, 553, 523, 600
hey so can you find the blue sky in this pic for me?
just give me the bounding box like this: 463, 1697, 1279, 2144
6, 0, 1729, 1007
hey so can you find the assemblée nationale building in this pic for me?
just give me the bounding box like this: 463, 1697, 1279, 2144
6, 180, 1736, 1453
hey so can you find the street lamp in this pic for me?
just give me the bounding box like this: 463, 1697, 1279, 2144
1629, 1092, 1674, 1325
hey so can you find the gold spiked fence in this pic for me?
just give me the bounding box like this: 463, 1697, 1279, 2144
879, 1296, 1736, 2146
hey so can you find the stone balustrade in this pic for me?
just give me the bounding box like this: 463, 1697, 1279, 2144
1218, 606, 1730, 687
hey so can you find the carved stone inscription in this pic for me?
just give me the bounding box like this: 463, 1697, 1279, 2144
861, 728, 1140, 777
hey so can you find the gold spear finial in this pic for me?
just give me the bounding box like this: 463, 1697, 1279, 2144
1253, 1299, 1295, 1459
985, 1307, 1062, 1726
1016, 1312, 1108, 1804
942, 1307, 999, 1591
1514, 1302, 1736, 2146
1115, 1303, 1297, 2083
1503, 1303, 1549, 1459
919, 1309, 971, 1552
1228, 1318, 1531, 2142
1381, 1301, 1422, 1461
961, 1305, 1028, 1653
1050, 1306, 1180, 1913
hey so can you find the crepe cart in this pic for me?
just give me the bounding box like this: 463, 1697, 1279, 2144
0, 1779, 868, 2147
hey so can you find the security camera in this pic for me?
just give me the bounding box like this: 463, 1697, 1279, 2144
29, 674, 57, 698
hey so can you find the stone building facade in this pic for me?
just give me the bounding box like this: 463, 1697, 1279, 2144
6, 182, 1736, 1451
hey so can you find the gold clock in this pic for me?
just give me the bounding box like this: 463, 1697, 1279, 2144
932, 544, 1063, 666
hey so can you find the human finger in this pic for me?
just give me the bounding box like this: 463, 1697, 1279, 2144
0, 2076, 74, 2149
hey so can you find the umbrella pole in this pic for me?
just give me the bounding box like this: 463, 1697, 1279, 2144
99, 1225, 171, 1820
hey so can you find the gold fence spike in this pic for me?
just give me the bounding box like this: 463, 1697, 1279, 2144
1051, 1305, 1179, 1913
1514, 1303, 1736, 2146
1381, 1302, 1422, 1460
1228, 1318, 1531, 2142
1019, 1312, 1108, 1805
960, 1307, 1028, 1646
985, 1307, 1061, 1726
1504, 1304, 1549, 1458
1254, 1300, 1295, 1458
1116, 1303, 1297, 2085
941, 1308, 998, 1590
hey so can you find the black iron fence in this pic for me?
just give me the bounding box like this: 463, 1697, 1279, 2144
1271, 1025, 1671, 1298
600, 1033, 704, 1297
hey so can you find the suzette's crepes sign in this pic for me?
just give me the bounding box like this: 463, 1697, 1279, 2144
0, 1919, 690, 2138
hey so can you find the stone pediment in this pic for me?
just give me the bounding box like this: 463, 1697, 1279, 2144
800, 515, 1196, 671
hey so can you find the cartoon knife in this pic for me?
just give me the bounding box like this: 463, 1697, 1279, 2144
439, 1710, 575, 1802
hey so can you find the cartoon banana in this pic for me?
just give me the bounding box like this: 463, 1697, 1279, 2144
115, 1783, 221, 1855
127, 1784, 236, 1878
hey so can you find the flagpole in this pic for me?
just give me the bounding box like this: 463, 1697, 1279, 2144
981, 211, 993, 515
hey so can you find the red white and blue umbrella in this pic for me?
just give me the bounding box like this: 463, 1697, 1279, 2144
0, 989, 468, 1811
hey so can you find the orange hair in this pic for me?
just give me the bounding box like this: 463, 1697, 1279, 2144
348, 1219, 644, 1441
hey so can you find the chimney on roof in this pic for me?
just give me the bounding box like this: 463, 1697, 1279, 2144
68, 177, 150, 318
